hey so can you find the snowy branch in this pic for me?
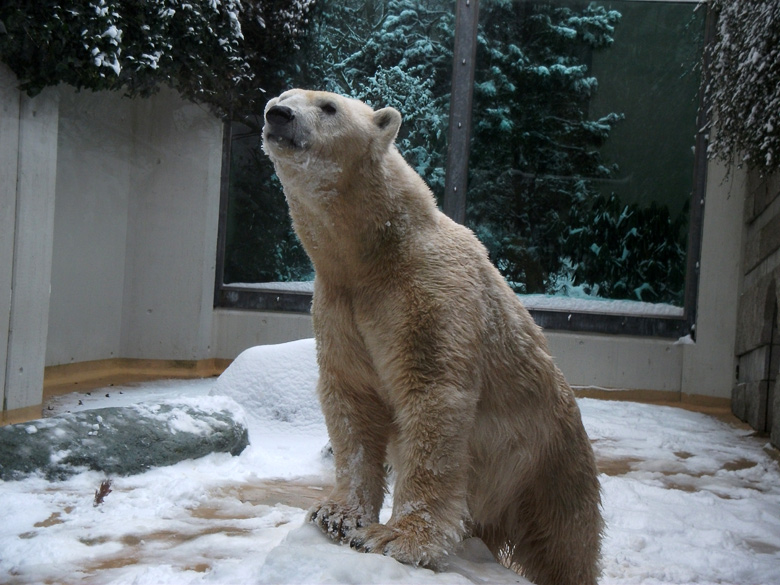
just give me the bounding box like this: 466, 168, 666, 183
704, 0, 780, 174
0, 0, 317, 115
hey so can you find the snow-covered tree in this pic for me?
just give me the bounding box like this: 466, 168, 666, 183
467, 1, 623, 294
0, 0, 316, 115
230, 0, 316, 116
704, 0, 780, 175
0, 1, 248, 103
224, 0, 454, 284
561, 195, 688, 302
298, 0, 454, 196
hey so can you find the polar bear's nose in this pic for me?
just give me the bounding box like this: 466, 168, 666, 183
266, 105, 295, 126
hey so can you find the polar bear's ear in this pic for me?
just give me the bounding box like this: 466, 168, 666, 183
373, 107, 402, 146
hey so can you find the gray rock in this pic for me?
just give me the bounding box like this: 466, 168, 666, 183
0, 399, 248, 481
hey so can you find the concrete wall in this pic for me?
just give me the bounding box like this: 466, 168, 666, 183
1, 64, 59, 416
0, 64, 20, 412
47, 88, 132, 365
46, 88, 223, 367
119, 92, 222, 361
211, 310, 314, 358
681, 161, 745, 399
1, 70, 228, 418
547, 332, 683, 394
43, 86, 308, 376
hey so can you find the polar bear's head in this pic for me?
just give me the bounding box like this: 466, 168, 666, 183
262, 89, 402, 175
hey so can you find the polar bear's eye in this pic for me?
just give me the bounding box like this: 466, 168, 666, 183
319, 102, 338, 115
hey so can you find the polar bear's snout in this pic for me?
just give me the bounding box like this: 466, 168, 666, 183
264, 104, 303, 150
266, 104, 295, 126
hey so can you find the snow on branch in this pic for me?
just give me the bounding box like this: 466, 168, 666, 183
704, 0, 780, 175
0, 1, 316, 115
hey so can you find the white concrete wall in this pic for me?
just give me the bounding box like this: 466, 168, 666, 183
1, 64, 60, 412
45, 86, 307, 368
0, 65, 20, 409
119, 92, 222, 361
681, 162, 746, 399
548, 333, 683, 393
211, 310, 314, 358
47, 88, 133, 365
45, 88, 223, 368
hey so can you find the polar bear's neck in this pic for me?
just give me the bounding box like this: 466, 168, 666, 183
271, 151, 343, 202
280, 148, 438, 283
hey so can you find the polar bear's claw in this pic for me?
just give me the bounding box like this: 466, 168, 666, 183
349, 522, 442, 569
309, 500, 368, 542
348, 534, 369, 551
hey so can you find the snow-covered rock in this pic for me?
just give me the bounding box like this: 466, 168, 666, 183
0, 396, 248, 480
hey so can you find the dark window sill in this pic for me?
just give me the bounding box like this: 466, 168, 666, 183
214, 284, 693, 338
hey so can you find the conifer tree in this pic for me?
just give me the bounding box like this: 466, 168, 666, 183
467, 1, 622, 294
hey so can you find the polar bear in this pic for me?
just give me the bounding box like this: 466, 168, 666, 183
262, 89, 603, 585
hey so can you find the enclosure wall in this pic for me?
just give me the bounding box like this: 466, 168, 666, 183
1, 64, 59, 417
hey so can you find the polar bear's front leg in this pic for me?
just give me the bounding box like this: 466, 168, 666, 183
349, 381, 476, 568
308, 370, 392, 542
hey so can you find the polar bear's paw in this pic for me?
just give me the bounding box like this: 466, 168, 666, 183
349, 518, 448, 569
308, 500, 369, 542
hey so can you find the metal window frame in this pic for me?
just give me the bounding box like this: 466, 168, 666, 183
214, 0, 710, 339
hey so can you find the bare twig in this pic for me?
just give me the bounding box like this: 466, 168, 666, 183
93, 479, 113, 507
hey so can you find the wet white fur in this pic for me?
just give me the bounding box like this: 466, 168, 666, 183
263, 89, 603, 585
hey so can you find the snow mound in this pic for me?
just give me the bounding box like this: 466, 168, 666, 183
258, 520, 530, 584
211, 338, 324, 434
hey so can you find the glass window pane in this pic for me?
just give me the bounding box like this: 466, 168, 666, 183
467, 0, 705, 311
222, 0, 455, 285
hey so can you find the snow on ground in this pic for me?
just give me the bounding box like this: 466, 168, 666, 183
2, 339, 780, 585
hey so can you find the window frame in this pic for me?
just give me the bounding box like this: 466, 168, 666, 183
214, 0, 712, 339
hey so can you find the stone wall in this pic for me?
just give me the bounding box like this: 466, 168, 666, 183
733, 172, 780, 447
